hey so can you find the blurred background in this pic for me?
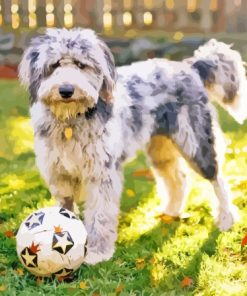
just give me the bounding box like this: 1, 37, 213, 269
0, 0, 247, 78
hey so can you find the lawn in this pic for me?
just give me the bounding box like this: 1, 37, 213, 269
0, 79, 247, 296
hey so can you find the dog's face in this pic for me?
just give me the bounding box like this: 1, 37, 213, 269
19, 28, 116, 121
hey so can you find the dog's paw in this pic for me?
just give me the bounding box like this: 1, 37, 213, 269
216, 205, 239, 231
84, 248, 114, 265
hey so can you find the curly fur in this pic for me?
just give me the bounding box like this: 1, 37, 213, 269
19, 29, 243, 265
188, 38, 247, 123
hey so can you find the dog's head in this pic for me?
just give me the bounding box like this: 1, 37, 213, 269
192, 39, 247, 123
19, 28, 116, 121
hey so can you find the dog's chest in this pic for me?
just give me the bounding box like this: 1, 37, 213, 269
53, 125, 107, 179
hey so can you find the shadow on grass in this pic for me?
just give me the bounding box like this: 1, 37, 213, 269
159, 228, 220, 294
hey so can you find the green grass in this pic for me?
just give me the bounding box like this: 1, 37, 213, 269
0, 80, 247, 296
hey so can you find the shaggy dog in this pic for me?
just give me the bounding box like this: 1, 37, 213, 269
19, 28, 246, 265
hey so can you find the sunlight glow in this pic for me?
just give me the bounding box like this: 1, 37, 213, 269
28, 0, 37, 28
11, 3, 19, 14
143, 11, 152, 26
4, 174, 26, 191
64, 1, 73, 28
103, 11, 112, 30
64, 13, 73, 28
118, 189, 161, 243
46, 13, 54, 27
29, 12, 37, 28
103, 0, 112, 12
11, 1, 19, 29
28, 0, 36, 13
64, 3, 72, 13
209, 0, 218, 11
8, 117, 33, 156
0, 2, 2, 26
46, 3, 54, 13
123, 11, 132, 26
166, 0, 174, 10
144, 0, 153, 9
173, 31, 184, 41
187, 0, 197, 12
123, 0, 132, 9
11, 13, 19, 29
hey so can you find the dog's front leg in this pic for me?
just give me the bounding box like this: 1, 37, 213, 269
83, 170, 122, 265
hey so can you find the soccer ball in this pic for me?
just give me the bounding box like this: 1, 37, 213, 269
16, 207, 87, 277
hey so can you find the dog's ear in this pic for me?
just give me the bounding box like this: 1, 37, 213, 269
97, 39, 117, 102
19, 35, 50, 104
19, 45, 36, 88
19, 35, 46, 89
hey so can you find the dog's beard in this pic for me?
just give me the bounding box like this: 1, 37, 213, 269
43, 89, 96, 121
49, 101, 95, 121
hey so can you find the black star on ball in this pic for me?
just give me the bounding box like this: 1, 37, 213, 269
52, 231, 74, 254
20, 247, 38, 268
25, 211, 45, 230
59, 208, 78, 220
53, 268, 73, 277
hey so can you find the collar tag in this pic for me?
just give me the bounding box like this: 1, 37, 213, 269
64, 127, 73, 140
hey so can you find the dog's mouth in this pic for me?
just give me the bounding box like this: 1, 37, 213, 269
42, 92, 96, 121
60, 99, 78, 104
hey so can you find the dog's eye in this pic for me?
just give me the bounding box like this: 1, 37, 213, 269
74, 61, 86, 70
51, 61, 60, 69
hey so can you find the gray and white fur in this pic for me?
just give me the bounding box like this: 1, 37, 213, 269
19, 28, 245, 265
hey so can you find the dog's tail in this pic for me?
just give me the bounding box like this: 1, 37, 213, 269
188, 39, 247, 124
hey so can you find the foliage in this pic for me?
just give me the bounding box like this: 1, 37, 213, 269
0, 80, 247, 295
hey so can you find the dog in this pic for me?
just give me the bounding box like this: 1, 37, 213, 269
19, 28, 246, 265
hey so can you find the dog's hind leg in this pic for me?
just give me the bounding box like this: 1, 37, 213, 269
170, 104, 238, 231
147, 135, 189, 217
209, 120, 239, 230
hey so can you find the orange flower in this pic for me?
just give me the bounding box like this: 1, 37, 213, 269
4, 230, 15, 238
159, 214, 175, 224
241, 234, 247, 247
116, 283, 124, 294
181, 276, 193, 288
132, 169, 154, 180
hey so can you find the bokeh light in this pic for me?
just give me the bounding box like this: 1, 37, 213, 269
143, 11, 152, 26
123, 11, 132, 26
166, 0, 174, 10
103, 11, 112, 30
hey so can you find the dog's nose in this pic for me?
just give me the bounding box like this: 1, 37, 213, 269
59, 84, 74, 99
